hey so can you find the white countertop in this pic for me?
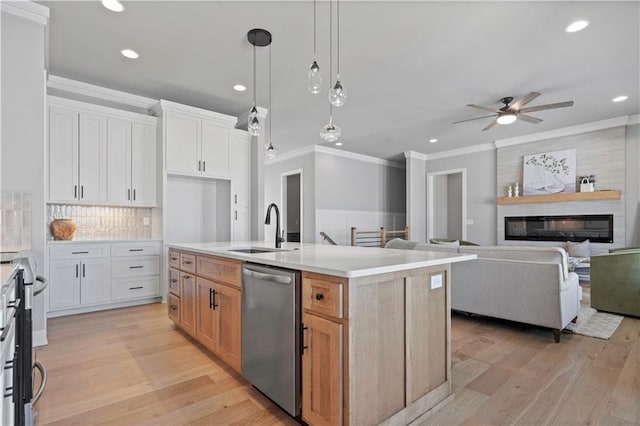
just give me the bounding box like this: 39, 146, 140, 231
167, 241, 476, 278
47, 239, 162, 245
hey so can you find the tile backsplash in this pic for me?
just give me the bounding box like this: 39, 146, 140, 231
1, 192, 31, 252
47, 205, 152, 241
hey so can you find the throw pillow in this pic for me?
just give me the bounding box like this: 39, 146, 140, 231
385, 238, 418, 250
566, 239, 591, 257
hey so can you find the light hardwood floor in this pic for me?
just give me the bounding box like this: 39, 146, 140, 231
34, 303, 640, 425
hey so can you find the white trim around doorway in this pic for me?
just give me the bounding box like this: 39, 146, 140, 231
280, 169, 304, 243
426, 168, 467, 242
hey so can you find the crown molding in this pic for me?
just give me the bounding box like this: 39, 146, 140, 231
47, 95, 157, 125
155, 99, 237, 127
0, 1, 49, 25
48, 75, 157, 111
266, 145, 404, 168
628, 114, 640, 126
494, 116, 630, 148
425, 142, 495, 161
404, 151, 428, 161
314, 145, 405, 168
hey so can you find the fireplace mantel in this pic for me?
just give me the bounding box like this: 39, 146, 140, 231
497, 189, 621, 205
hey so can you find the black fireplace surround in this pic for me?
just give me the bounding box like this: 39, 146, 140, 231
505, 214, 613, 243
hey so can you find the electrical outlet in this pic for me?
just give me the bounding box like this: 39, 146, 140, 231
143, 217, 150, 226
430, 274, 443, 290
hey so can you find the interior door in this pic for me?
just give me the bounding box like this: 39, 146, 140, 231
165, 111, 200, 175
131, 122, 156, 206
106, 117, 132, 205
201, 120, 229, 178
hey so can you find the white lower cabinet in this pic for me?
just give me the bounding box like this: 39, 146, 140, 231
48, 241, 161, 316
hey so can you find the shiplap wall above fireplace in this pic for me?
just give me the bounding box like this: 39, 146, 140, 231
496, 126, 626, 254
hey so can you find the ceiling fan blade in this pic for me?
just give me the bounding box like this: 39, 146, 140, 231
452, 114, 497, 124
482, 118, 498, 131
467, 104, 501, 113
517, 114, 543, 124
510, 92, 541, 110
519, 101, 574, 113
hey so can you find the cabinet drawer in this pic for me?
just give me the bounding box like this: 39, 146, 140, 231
197, 255, 241, 288
111, 256, 159, 278
168, 268, 180, 296
49, 244, 109, 260
111, 277, 159, 301
111, 242, 161, 257
180, 253, 196, 274
303, 276, 344, 319
168, 293, 180, 324
168, 250, 180, 268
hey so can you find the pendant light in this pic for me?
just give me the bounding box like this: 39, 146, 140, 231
328, 0, 347, 107
307, 0, 322, 94
320, 0, 342, 143
247, 29, 272, 136
265, 43, 279, 159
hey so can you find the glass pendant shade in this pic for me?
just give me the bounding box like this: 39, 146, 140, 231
265, 142, 278, 159
247, 106, 262, 136
320, 121, 342, 142
307, 61, 322, 94
329, 76, 347, 107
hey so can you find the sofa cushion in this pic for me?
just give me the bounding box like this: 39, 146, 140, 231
566, 239, 592, 257
431, 239, 460, 247
385, 238, 418, 250
414, 243, 460, 253
430, 238, 479, 246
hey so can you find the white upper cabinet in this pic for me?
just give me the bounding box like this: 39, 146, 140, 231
48, 96, 157, 206
159, 100, 237, 179
48, 105, 107, 204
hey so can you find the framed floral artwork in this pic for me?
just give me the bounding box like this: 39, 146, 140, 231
523, 149, 576, 194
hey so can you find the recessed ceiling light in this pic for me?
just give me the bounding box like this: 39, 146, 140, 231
566, 20, 589, 33
612, 95, 628, 102
233, 84, 247, 92
429, 138, 438, 143
101, 0, 124, 12
121, 49, 139, 59
334, 142, 343, 146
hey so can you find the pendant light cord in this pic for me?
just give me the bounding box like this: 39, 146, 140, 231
336, 0, 340, 75
313, 0, 317, 58
268, 44, 272, 143
329, 0, 333, 122
253, 43, 257, 106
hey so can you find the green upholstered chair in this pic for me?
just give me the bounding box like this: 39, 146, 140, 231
590, 248, 640, 317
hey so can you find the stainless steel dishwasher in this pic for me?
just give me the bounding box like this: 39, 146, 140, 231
241, 263, 301, 418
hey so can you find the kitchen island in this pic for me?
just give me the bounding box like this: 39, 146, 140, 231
166, 241, 475, 426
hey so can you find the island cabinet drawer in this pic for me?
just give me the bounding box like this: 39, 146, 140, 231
111, 277, 159, 301
168, 293, 180, 324
168, 250, 180, 268
49, 244, 109, 260
168, 268, 180, 296
111, 242, 161, 257
196, 255, 241, 289
302, 273, 345, 319
180, 253, 196, 274
111, 256, 160, 279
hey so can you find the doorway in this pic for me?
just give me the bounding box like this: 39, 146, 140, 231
281, 170, 303, 243
426, 168, 467, 241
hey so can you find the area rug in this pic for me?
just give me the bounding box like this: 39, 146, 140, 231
564, 287, 624, 340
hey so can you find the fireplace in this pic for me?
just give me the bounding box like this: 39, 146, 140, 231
505, 214, 613, 243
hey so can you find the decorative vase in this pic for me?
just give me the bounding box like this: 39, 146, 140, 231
50, 218, 77, 240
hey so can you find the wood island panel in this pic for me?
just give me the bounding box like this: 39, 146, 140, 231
196, 255, 242, 289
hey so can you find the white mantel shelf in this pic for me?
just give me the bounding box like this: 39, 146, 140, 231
497, 189, 621, 205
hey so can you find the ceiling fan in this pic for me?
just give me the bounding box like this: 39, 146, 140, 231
452, 92, 574, 131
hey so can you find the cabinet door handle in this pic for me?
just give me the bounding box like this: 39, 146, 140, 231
203, 161, 206, 172
133, 189, 136, 201
74, 185, 78, 198
72, 251, 89, 255
198, 160, 201, 171
315, 293, 324, 301
212, 289, 218, 310
170, 279, 177, 283
128, 189, 131, 201
234, 194, 237, 204
235, 211, 237, 221
129, 286, 143, 290
81, 185, 84, 199
82, 264, 85, 278
129, 249, 143, 252
209, 288, 214, 309
75, 264, 79, 278
170, 305, 177, 311
129, 265, 144, 269
170, 256, 178, 262
183, 260, 193, 265
301, 325, 308, 355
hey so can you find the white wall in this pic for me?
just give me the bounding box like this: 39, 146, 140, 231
405, 152, 427, 242
1, 6, 48, 345
626, 123, 640, 246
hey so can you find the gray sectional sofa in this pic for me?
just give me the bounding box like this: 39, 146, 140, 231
386, 240, 581, 342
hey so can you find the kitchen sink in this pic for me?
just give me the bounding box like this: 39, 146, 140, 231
228, 247, 289, 254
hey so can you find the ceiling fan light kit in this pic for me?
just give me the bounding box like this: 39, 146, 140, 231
454, 92, 574, 131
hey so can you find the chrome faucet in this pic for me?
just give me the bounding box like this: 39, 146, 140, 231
265, 203, 285, 248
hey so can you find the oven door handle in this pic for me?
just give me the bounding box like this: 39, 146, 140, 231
33, 276, 47, 296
